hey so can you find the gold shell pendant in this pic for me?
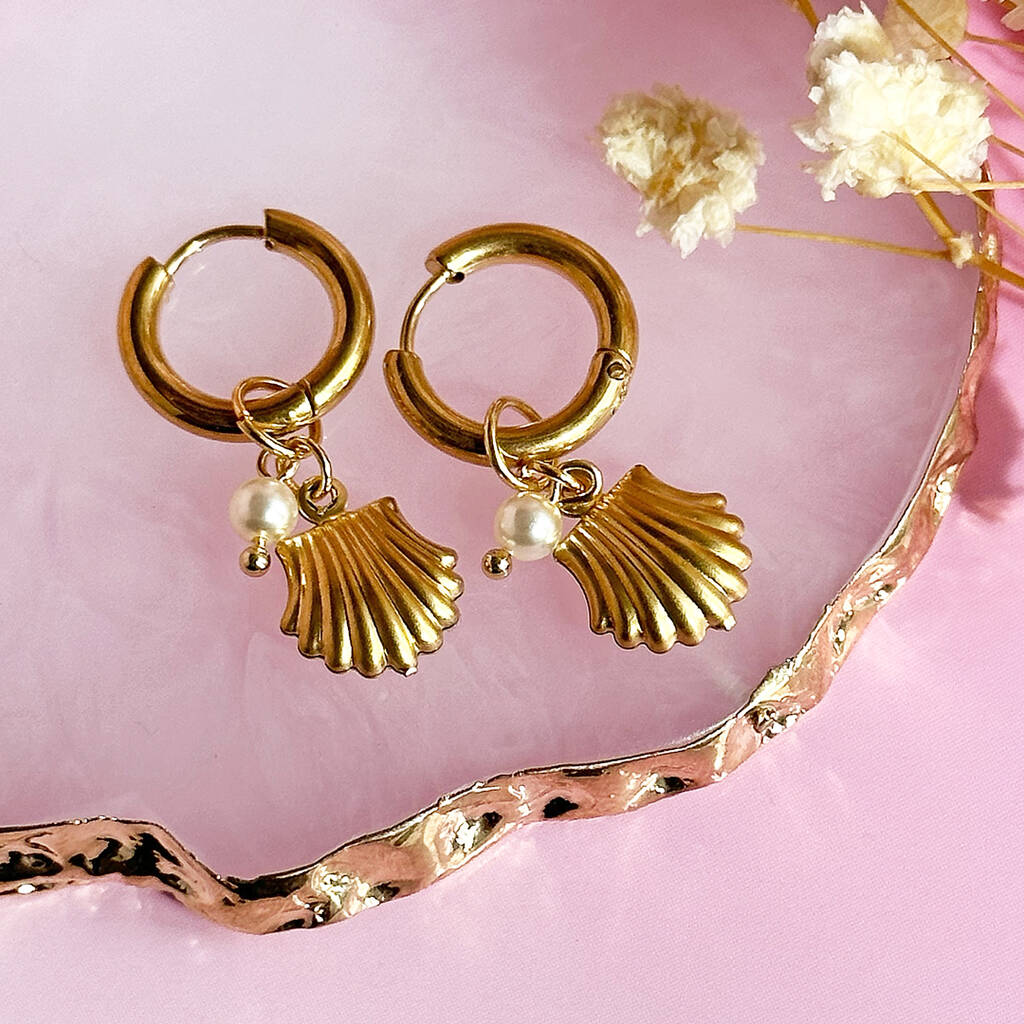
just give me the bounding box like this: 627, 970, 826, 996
553, 465, 751, 652
276, 498, 463, 677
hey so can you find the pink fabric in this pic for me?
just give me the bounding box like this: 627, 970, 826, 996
1, 1, 1020, 1019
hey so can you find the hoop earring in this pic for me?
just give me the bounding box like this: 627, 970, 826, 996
385, 223, 750, 652
119, 209, 463, 677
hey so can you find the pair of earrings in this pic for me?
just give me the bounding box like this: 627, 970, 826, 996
119, 210, 751, 678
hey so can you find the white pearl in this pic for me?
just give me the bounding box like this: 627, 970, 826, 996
228, 478, 299, 542
494, 492, 562, 561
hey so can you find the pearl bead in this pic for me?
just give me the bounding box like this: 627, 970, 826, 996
494, 492, 562, 561
228, 478, 299, 542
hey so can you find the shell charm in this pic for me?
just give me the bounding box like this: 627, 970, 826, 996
275, 498, 463, 677
553, 465, 751, 651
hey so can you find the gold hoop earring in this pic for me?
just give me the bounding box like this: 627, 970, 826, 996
119, 209, 463, 677
385, 223, 750, 652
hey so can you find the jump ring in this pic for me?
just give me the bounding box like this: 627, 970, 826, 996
287, 436, 334, 499
296, 476, 348, 524
233, 376, 323, 461
483, 396, 545, 493
552, 459, 604, 517
526, 458, 584, 492
256, 448, 300, 483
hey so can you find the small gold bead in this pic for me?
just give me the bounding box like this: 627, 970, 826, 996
481, 548, 513, 579
240, 541, 272, 577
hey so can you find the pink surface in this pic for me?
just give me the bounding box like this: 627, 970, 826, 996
0, 1, 1021, 1021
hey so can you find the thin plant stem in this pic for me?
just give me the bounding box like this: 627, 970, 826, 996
889, 0, 1024, 123
737, 223, 950, 260
737, 224, 1024, 293
972, 253, 1024, 292
793, 0, 819, 28
916, 180, 1024, 191
913, 193, 957, 241
992, 135, 1024, 160
890, 133, 1024, 243
965, 31, 1024, 54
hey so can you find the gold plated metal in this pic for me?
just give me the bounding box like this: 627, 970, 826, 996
234, 378, 323, 466
232, 376, 324, 463
482, 396, 548, 492
118, 209, 374, 440
277, 499, 463, 676
388, 223, 748, 650
117, 211, 462, 677
554, 466, 752, 650
385, 223, 638, 464
481, 548, 513, 579
0, 208, 999, 936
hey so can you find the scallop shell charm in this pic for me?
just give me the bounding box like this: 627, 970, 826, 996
275, 498, 463, 677
553, 465, 751, 652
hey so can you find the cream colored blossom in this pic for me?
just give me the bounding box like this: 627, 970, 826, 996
807, 3, 895, 74
882, 0, 968, 58
598, 85, 764, 257
794, 5, 990, 200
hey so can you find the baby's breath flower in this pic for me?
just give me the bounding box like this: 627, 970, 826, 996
794, 4, 990, 200
806, 4, 895, 73
598, 85, 764, 258
882, 0, 968, 58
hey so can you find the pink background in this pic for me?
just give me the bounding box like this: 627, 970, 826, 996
1, 1, 1021, 1021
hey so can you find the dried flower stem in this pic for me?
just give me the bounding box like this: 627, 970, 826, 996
992, 135, 1024, 160
971, 253, 1024, 291
891, 133, 1024, 242
739, 223, 1024, 292
792, 0, 820, 28
964, 31, 1024, 54
917, 180, 1024, 190
737, 223, 949, 259
889, 0, 1024, 124
913, 192, 957, 241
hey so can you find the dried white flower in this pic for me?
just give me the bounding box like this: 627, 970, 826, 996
794, 4, 991, 200
882, 0, 968, 58
1005, 1, 1024, 30
806, 4, 895, 73
599, 85, 764, 258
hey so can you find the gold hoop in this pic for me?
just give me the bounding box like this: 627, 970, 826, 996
118, 209, 374, 441
383, 223, 638, 465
